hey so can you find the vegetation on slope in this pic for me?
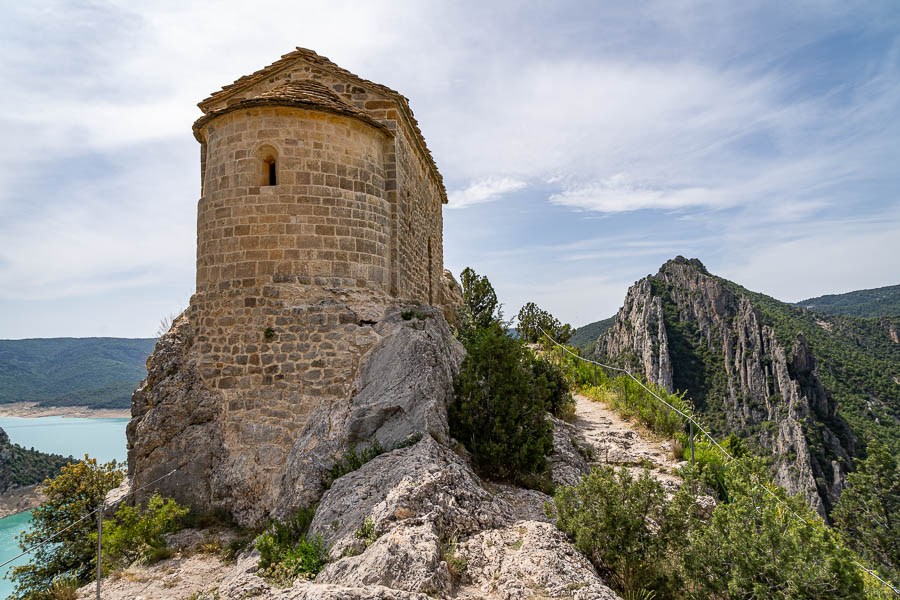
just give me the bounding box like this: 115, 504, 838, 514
568, 315, 616, 354
552, 458, 867, 599
0, 427, 71, 494
795, 284, 900, 318
9, 458, 125, 599
720, 279, 900, 455
0, 337, 155, 408
450, 268, 572, 491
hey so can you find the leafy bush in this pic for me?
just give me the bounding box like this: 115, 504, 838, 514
449, 323, 553, 481
256, 505, 329, 584
680, 457, 865, 599
553, 458, 867, 599
527, 352, 575, 419
9, 457, 125, 600
552, 465, 696, 596
832, 440, 899, 589
100, 493, 189, 571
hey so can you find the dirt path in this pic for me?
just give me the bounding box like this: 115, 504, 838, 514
571, 393, 683, 491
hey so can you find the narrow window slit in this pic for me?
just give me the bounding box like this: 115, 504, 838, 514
266, 159, 277, 186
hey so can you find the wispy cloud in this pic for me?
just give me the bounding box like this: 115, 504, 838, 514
548, 175, 723, 213
448, 177, 527, 208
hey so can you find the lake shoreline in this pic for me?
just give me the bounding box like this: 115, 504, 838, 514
0, 485, 43, 519
0, 403, 130, 419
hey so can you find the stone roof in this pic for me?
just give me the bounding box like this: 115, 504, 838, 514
192, 80, 392, 138
197, 48, 446, 203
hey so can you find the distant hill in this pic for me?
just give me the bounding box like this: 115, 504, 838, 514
569, 316, 616, 354
0, 427, 70, 494
0, 338, 156, 409
794, 283, 900, 317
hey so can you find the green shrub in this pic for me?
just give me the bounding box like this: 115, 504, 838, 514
449, 323, 553, 481
100, 493, 189, 570
256, 505, 329, 584
527, 353, 575, 419
552, 465, 696, 596
9, 457, 125, 600
680, 457, 865, 599
832, 440, 899, 589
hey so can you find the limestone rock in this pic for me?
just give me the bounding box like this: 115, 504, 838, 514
548, 416, 591, 488
129, 303, 463, 525
275, 306, 464, 517
308, 436, 513, 559
127, 313, 225, 513
456, 520, 621, 600
438, 268, 464, 326
316, 523, 451, 595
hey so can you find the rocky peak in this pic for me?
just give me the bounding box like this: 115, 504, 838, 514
596, 258, 855, 517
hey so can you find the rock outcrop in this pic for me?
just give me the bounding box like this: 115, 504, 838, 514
275, 305, 464, 517
124, 297, 622, 599
596, 257, 854, 516
129, 303, 464, 525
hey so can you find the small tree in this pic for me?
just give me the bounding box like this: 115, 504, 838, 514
9, 457, 125, 599
516, 302, 574, 345
833, 441, 899, 587
459, 267, 501, 329
449, 323, 553, 481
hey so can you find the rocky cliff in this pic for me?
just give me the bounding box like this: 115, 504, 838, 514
596, 257, 855, 516
123, 296, 623, 599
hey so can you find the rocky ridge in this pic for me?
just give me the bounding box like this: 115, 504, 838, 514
77, 391, 681, 599
119, 298, 624, 599
596, 257, 855, 516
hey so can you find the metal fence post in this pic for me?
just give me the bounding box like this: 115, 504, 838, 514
593, 364, 597, 387
96, 506, 103, 600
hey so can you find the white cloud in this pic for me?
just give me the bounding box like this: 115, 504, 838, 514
548, 174, 723, 213
719, 218, 900, 303
447, 177, 527, 208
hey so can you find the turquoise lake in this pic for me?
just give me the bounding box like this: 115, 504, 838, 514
0, 416, 128, 598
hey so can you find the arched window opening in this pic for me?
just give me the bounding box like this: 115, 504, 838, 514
264, 156, 277, 186
255, 144, 279, 187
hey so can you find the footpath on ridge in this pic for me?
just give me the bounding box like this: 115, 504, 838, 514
569, 392, 684, 491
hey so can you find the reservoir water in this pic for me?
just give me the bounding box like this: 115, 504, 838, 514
0, 416, 128, 598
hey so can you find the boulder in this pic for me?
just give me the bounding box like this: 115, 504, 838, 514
456, 520, 621, 600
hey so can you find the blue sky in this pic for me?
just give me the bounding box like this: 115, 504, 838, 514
1, 0, 898, 338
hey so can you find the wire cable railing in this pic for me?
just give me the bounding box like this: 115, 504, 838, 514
0, 466, 178, 572
539, 326, 900, 596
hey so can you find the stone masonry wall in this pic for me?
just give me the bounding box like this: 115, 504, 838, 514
197, 107, 390, 293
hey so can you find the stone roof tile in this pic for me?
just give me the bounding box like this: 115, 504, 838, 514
192, 80, 391, 138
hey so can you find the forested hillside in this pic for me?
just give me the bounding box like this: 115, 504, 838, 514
596, 258, 900, 516
569, 316, 615, 354
0, 427, 70, 494
0, 338, 155, 409
795, 283, 900, 317
724, 281, 900, 454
